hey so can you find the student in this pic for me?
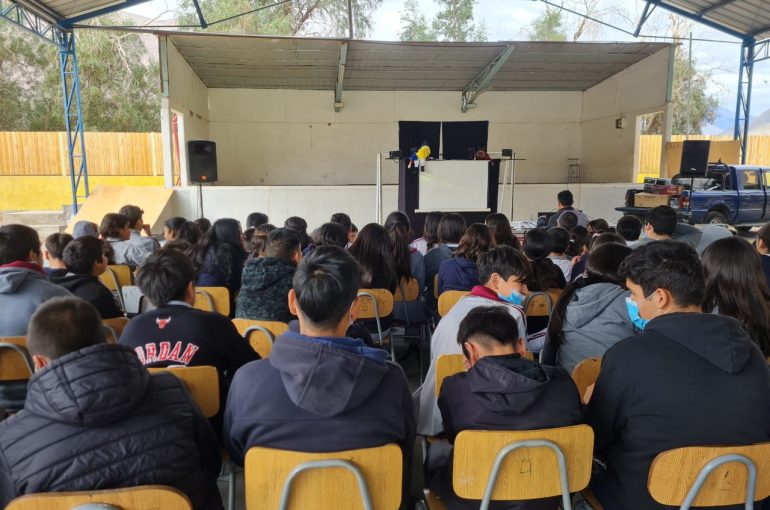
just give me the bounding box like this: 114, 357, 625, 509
247, 223, 277, 258
43, 232, 73, 278
643, 205, 677, 241
702, 236, 770, 357
118, 204, 161, 253
305, 222, 349, 256
236, 228, 301, 323
418, 246, 529, 436
547, 227, 573, 282
0, 225, 71, 336
437, 223, 494, 294
100, 213, 150, 267
756, 222, 770, 290
429, 307, 582, 510
541, 243, 634, 374
616, 215, 642, 247
523, 228, 566, 292
587, 218, 609, 235
164, 221, 200, 256
194, 217, 212, 234
567, 225, 590, 281
557, 211, 578, 230
587, 241, 770, 510
223, 246, 415, 504
0, 297, 224, 510
246, 212, 269, 230
72, 220, 99, 238
546, 190, 589, 227
385, 212, 426, 322
350, 223, 359, 244
284, 216, 313, 250
485, 213, 521, 250
191, 218, 247, 310
410, 211, 443, 256
425, 213, 467, 311
330, 212, 355, 244
163, 216, 188, 242
51, 237, 123, 319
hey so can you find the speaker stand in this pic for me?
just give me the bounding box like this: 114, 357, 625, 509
197, 182, 205, 219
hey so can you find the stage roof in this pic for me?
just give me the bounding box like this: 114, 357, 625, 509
165, 33, 669, 92
646, 0, 770, 41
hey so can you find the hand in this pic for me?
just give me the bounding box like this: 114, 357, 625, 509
141, 224, 152, 237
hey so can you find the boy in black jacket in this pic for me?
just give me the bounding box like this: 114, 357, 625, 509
587, 241, 770, 510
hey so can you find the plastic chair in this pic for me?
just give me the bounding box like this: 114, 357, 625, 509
102, 317, 129, 344
425, 425, 594, 510
0, 336, 34, 413
193, 287, 231, 316
571, 357, 601, 405
121, 285, 154, 316
98, 265, 133, 311
244, 444, 402, 510
523, 291, 554, 318
357, 289, 394, 349
5, 485, 192, 510
232, 318, 289, 358
437, 291, 469, 318
147, 365, 220, 418
435, 353, 534, 397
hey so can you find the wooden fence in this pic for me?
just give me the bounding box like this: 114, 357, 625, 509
0, 132, 162, 176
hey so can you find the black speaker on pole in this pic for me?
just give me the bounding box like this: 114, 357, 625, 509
680, 140, 710, 174
187, 140, 218, 183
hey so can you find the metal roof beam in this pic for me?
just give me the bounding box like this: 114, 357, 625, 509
646, 0, 755, 43
58, 0, 152, 28
461, 44, 514, 112
0, 0, 64, 46
634, 2, 656, 37
696, 0, 740, 17
748, 25, 770, 39
334, 42, 347, 112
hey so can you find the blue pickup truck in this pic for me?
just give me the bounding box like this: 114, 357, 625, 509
617, 164, 770, 230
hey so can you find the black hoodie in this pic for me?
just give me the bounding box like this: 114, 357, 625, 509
50, 273, 123, 319
587, 313, 770, 510
432, 354, 583, 510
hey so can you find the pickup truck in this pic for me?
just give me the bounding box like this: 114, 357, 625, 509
616, 164, 770, 230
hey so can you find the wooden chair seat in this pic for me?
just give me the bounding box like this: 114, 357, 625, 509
148, 365, 220, 418
571, 357, 601, 405
5, 485, 192, 510
232, 319, 289, 358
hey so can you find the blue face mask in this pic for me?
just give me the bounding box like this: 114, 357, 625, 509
498, 288, 525, 306
625, 296, 649, 330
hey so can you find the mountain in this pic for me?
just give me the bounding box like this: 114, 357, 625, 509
751, 108, 770, 134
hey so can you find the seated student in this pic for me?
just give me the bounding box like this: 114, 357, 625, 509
118, 204, 161, 252
438, 223, 494, 294
411, 211, 443, 256
304, 222, 348, 256
236, 228, 301, 323
643, 205, 677, 241
0, 225, 71, 336
194, 217, 212, 234
224, 246, 415, 503
756, 222, 770, 290
566, 225, 590, 281
51, 237, 123, 319
164, 220, 200, 256
547, 227, 573, 282
350, 223, 359, 244
587, 218, 609, 235
0, 297, 223, 510
485, 213, 521, 250
72, 220, 99, 239
246, 223, 276, 258
42, 232, 73, 278
587, 241, 770, 510
162, 216, 188, 243
246, 212, 269, 230
191, 218, 247, 311
429, 306, 582, 510
557, 210, 578, 230
385, 212, 426, 323
541, 243, 634, 374
546, 190, 589, 227
100, 213, 150, 267
425, 214, 467, 314
330, 212, 356, 245
522, 228, 566, 350
418, 246, 529, 436
616, 215, 642, 247
284, 216, 313, 250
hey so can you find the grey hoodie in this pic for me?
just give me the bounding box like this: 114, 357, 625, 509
555, 282, 635, 374
0, 267, 71, 336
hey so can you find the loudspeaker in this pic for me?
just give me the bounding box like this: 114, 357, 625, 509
187, 140, 218, 183
680, 140, 710, 174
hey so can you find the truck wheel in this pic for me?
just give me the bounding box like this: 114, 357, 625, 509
703, 211, 728, 225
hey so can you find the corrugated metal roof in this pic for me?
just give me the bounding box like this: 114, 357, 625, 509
12, 0, 144, 24
167, 34, 670, 92
652, 0, 770, 40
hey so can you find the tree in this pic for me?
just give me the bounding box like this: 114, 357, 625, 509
177, 0, 382, 37
399, 0, 487, 42
525, 6, 567, 41
525, 0, 609, 41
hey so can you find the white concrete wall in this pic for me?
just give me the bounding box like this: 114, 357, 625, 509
166, 41, 210, 141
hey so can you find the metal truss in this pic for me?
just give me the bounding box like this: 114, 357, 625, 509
461, 44, 514, 113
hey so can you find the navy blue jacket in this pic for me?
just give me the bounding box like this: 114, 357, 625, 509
438, 257, 479, 295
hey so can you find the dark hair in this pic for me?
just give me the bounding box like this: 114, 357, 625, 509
557, 190, 574, 207
191, 218, 244, 281
330, 212, 352, 232
62, 237, 104, 275
265, 228, 301, 261
351, 224, 359, 234
620, 241, 704, 307
384, 211, 413, 282
423, 211, 443, 249
72, 221, 99, 239
645, 206, 677, 236
247, 223, 277, 257
557, 211, 578, 230
118, 205, 144, 229
27, 297, 105, 359
164, 217, 188, 237
702, 237, 770, 356
524, 228, 565, 290
566, 225, 589, 258
285, 216, 312, 249
136, 249, 196, 306
548, 243, 632, 348
477, 245, 532, 285
523, 228, 551, 261
312, 222, 349, 249
0, 224, 41, 265
349, 224, 397, 290
457, 306, 520, 355
45, 233, 73, 260
438, 213, 467, 245
547, 227, 570, 254
292, 246, 361, 328
99, 213, 130, 239
246, 212, 269, 229
587, 219, 609, 234
616, 215, 643, 242
454, 223, 495, 263
590, 232, 627, 250
758, 222, 770, 250
485, 213, 520, 249
176, 221, 201, 245
193, 217, 211, 234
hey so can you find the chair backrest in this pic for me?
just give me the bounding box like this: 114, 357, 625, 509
523, 291, 554, 318
356, 289, 394, 319
394, 278, 420, 302
571, 357, 601, 405
648, 443, 770, 508
5, 485, 192, 510
0, 337, 33, 381
435, 353, 534, 397
453, 425, 594, 505
148, 365, 220, 418
193, 287, 231, 316
438, 290, 469, 317
99, 264, 133, 289
103, 317, 129, 344
232, 318, 289, 358
121, 285, 154, 316
244, 444, 402, 510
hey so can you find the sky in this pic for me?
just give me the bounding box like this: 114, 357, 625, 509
125, 0, 770, 128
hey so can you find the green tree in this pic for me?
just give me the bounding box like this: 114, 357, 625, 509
525, 6, 567, 41
399, 0, 487, 42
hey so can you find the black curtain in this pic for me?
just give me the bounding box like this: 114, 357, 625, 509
398, 121, 441, 159
441, 121, 489, 160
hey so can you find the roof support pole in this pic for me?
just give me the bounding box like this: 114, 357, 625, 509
734, 40, 755, 165
461, 44, 514, 113
634, 1, 656, 37
334, 42, 348, 112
